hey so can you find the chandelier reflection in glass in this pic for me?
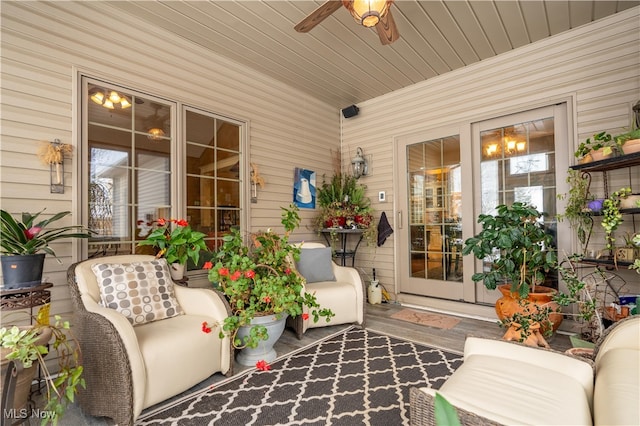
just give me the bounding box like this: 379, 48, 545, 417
90, 88, 131, 109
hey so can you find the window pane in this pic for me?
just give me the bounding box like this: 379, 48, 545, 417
407, 136, 463, 282
185, 108, 242, 262
87, 82, 173, 258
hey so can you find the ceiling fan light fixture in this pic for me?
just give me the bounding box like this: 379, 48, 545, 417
90, 90, 105, 105
119, 97, 131, 109
344, 0, 391, 28
147, 127, 165, 141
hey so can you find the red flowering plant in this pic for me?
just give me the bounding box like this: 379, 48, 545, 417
137, 218, 207, 266
204, 204, 334, 349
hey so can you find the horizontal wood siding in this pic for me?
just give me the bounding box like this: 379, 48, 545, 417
0, 2, 339, 320
341, 7, 640, 299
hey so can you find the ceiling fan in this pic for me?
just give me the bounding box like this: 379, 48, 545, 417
294, 0, 400, 45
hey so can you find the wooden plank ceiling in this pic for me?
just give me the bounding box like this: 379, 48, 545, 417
106, 1, 639, 109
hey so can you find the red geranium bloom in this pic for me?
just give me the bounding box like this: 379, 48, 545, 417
203, 261, 213, 270
201, 322, 212, 334
176, 219, 188, 227
263, 296, 271, 303
157, 218, 166, 226
218, 267, 229, 276
302, 313, 309, 321
284, 268, 291, 275
256, 360, 271, 371
244, 270, 255, 279
230, 271, 242, 281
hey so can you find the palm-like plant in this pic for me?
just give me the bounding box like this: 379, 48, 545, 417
0, 209, 92, 258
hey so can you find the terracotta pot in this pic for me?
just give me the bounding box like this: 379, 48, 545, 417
622, 138, 640, 155
495, 284, 563, 332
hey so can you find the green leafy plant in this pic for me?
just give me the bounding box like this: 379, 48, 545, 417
0, 209, 92, 259
613, 128, 640, 146
601, 187, 631, 251
1, 307, 84, 425
205, 205, 334, 349
137, 218, 208, 266
314, 173, 377, 246
629, 233, 640, 274
500, 254, 600, 343
462, 203, 557, 298
557, 169, 593, 251
574, 131, 622, 159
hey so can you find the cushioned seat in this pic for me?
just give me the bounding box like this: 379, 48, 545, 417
288, 242, 365, 337
410, 316, 640, 426
68, 255, 233, 425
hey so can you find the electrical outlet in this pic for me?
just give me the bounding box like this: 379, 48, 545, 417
378, 191, 386, 202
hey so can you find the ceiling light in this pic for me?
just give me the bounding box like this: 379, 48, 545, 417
147, 127, 165, 141
89, 87, 132, 109
343, 0, 392, 28
90, 90, 105, 105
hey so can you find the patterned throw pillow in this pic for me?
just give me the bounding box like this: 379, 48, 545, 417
91, 259, 184, 326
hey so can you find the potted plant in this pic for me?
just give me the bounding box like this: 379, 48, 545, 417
462, 203, 560, 343
1, 305, 84, 424
557, 169, 594, 252
203, 204, 333, 366
614, 128, 640, 155
600, 187, 631, 255
313, 173, 377, 246
574, 131, 623, 163
0, 209, 92, 289
137, 217, 208, 280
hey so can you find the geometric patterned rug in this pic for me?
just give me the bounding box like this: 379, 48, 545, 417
136, 327, 463, 425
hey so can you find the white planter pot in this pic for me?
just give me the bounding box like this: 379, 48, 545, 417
235, 314, 287, 366
169, 263, 185, 280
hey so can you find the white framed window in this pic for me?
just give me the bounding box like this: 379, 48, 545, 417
80, 77, 245, 267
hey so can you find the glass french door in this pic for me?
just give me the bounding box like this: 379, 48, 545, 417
471, 104, 570, 304
396, 104, 570, 304
396, 126, 471, 301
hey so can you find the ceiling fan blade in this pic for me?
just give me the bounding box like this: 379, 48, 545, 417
294, 1, 343, 33
376, 9, 400, 45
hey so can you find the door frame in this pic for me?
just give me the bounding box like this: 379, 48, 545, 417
393, 124, 475, 302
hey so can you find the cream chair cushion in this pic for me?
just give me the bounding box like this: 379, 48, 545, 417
72, 255, 232, 423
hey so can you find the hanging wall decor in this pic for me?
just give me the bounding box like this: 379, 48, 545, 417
37, 139, 73, 194
293, 167, 316, 209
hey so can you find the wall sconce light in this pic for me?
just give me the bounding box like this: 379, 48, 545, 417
343, 0, 393, 27
351, 147, 369, 179
37, 139, 73, 194
250, 163, 265, 203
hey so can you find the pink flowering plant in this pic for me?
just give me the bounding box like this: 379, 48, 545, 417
137, 218, 207, 266
0, 209, 92, 259
204, 204, 334, 349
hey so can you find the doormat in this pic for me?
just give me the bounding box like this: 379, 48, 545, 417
136, 328, 463, 425
390, 309, 461, 329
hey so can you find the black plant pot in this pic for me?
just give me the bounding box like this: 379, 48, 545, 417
0, 254, 46, 289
